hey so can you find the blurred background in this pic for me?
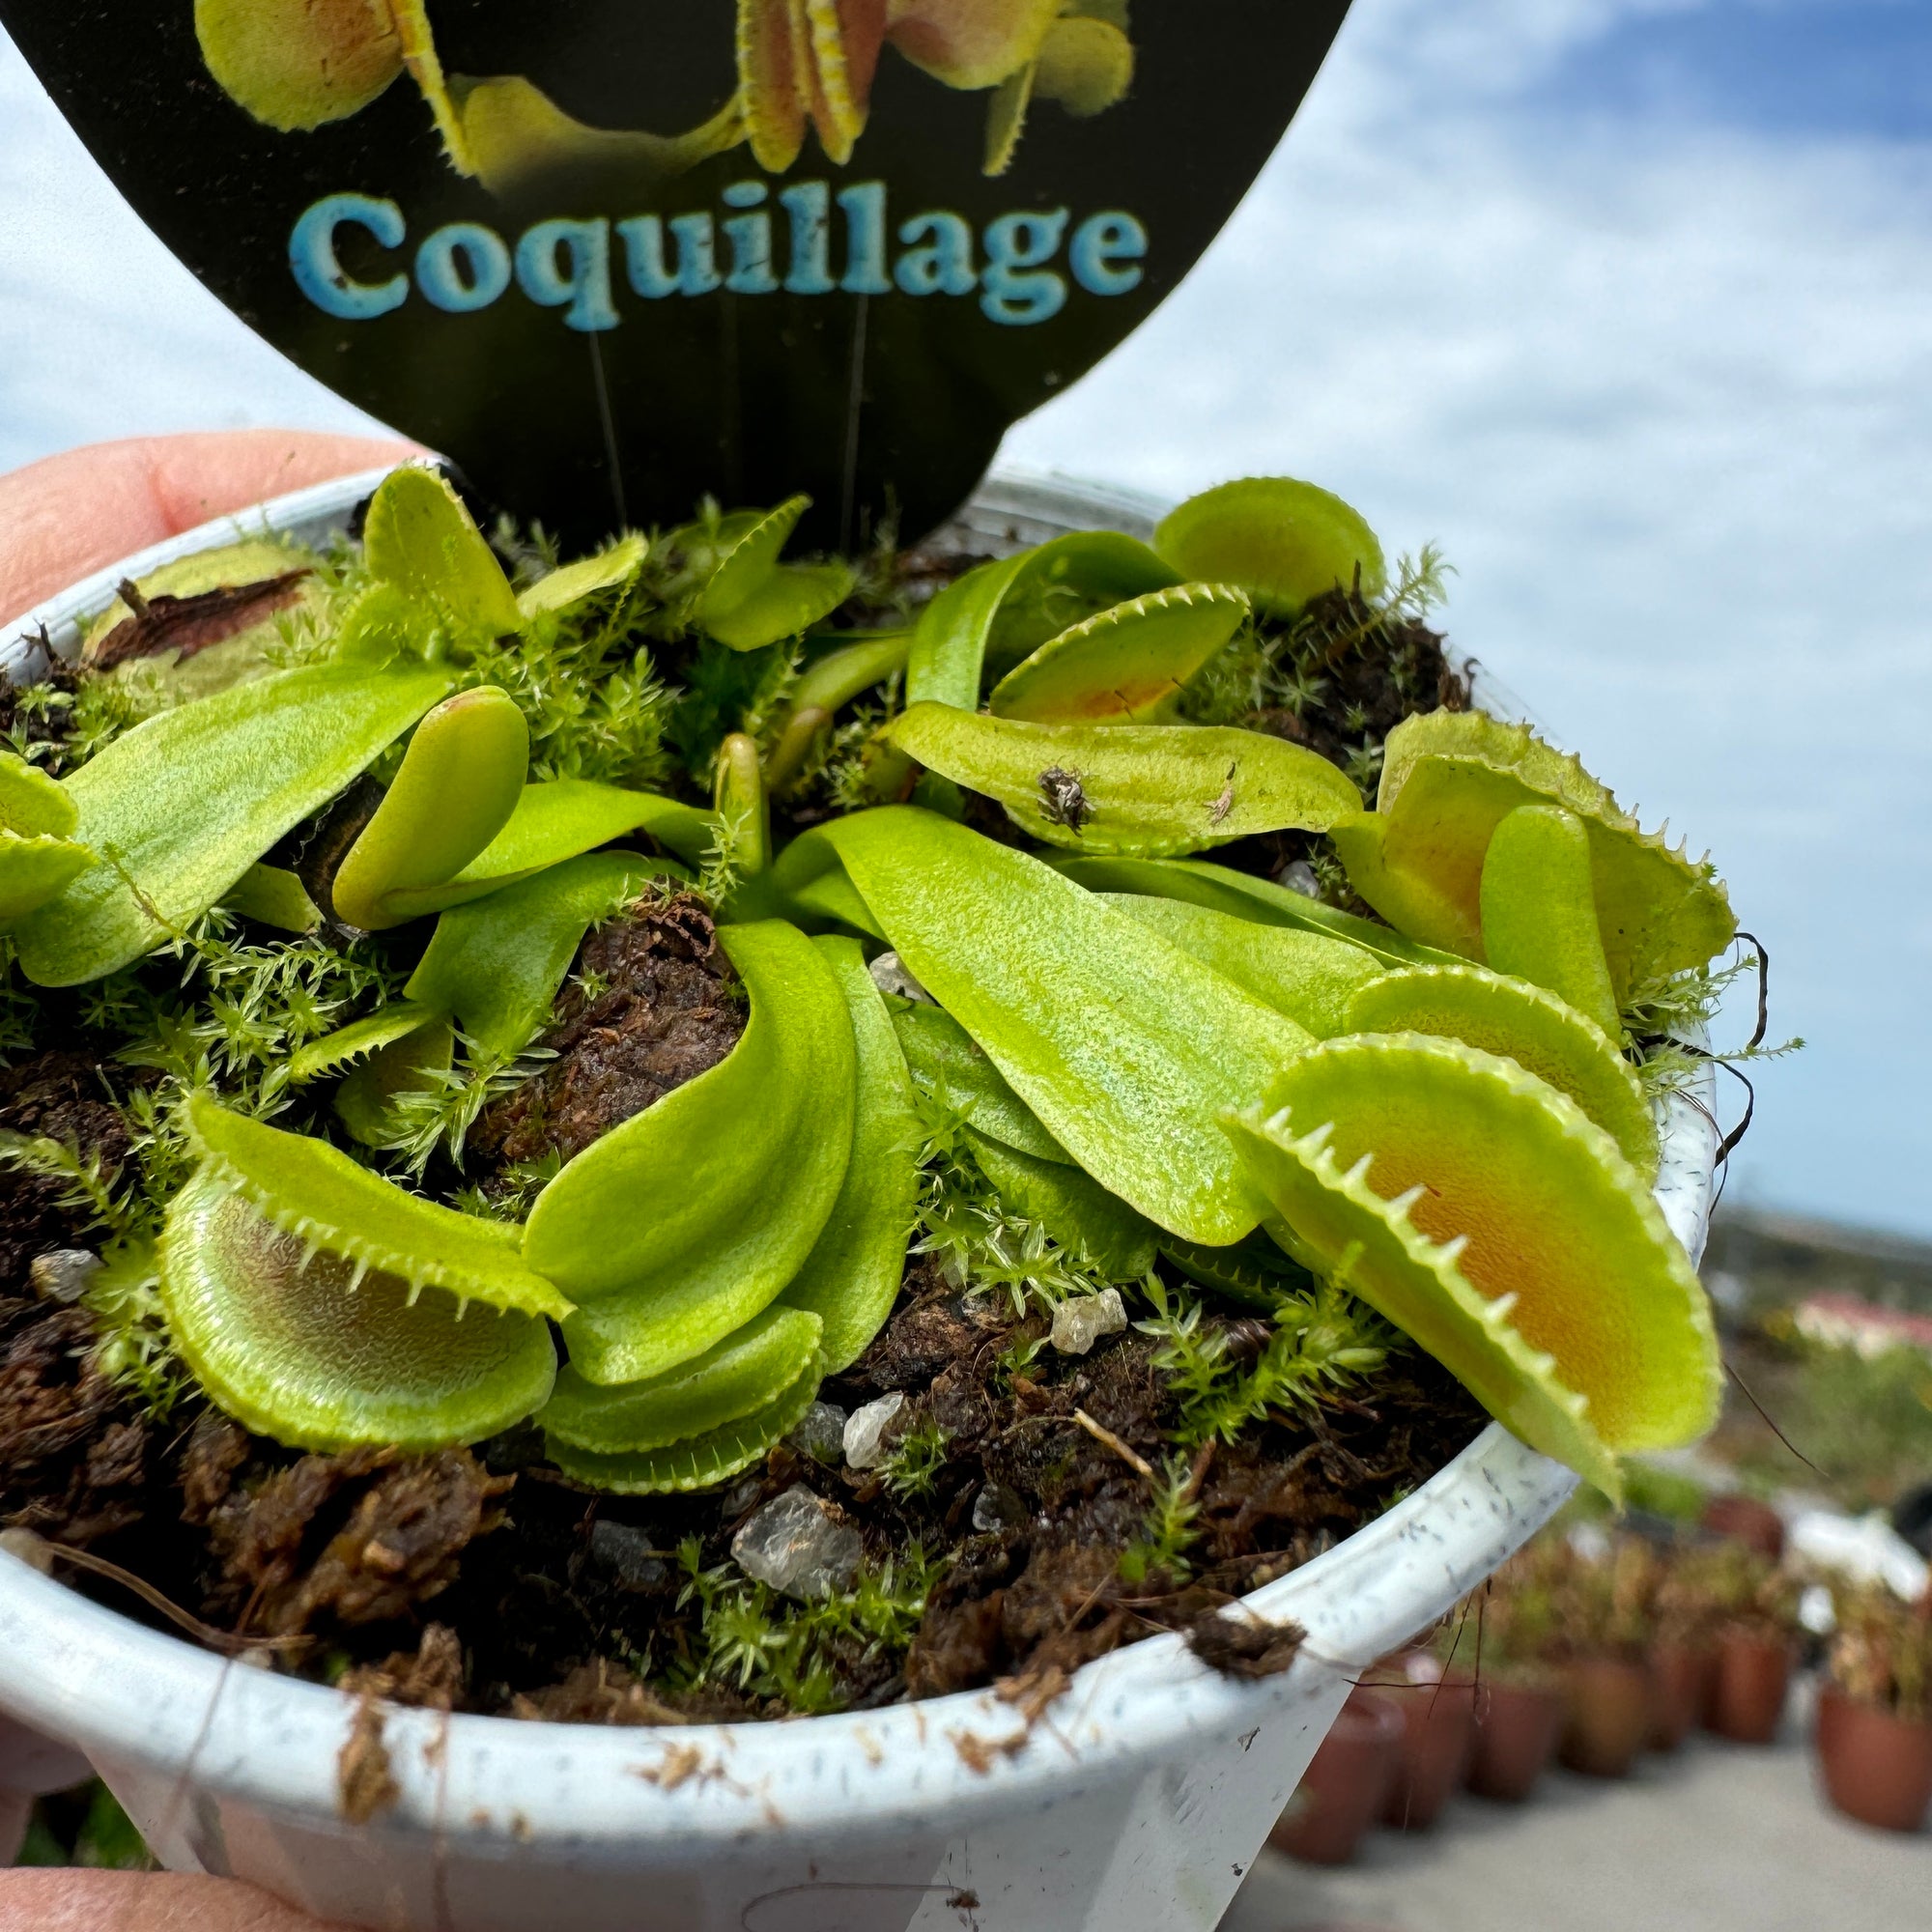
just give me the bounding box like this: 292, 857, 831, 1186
2, 0, 1928, 1918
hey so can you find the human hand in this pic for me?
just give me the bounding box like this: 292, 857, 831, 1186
0, 427, 417, 627
0, 1869, 349, 1929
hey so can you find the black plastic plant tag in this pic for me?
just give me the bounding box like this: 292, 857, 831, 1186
1, 2, 1350, 547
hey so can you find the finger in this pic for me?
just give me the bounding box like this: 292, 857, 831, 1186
0, 1868, 352, 1931
0, 429, 418, 626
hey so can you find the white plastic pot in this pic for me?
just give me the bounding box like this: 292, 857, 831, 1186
0, 471, 1719, 1931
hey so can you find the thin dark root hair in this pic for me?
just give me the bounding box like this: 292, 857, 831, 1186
1724, 1357, 1824, 1481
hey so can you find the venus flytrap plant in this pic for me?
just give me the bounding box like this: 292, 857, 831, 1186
3, 462, 1756, 1621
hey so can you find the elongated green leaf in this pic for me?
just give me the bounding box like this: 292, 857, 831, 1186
361, 466, 525, 641
14, 659, 453, 986
1348, 963, 1657, 1179
161, 1170, 556, 1452
797, 808, 1310, 1244
407, 850, 688, 1057
989, 582, 1249, 724
545, 1366, 822, 1494
1153, 476, 1386, 615
1047, 853, 1454, 967
530, 919, 856, 1381
221, 863, 322, 933
1480, 804, 1621, 1038
779, 937, 922, 1372
783, 862, 885, 939
885, 703, 1360, 856
713, 731, 771, 878
516, 532, 648, 619
185, 1094, 572, 1320
1228, 1035, 1720, 1496
966, 1128, 1157, 1279
908, 554, 1032, 711
1103, 895, 1383, 1037
542, 1305, 822, 1454
892, 1002, 1071, 1164
289, 1002, 445, 1083
332, 686, 529, 930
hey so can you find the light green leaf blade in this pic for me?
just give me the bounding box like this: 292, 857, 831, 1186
885, 702, 1360, 856
185, 1094, 572, 1320
706, 563, 856, 652
780, 936, 922, 1373
531, 919, 856, 1381
1480, 804, 1621, 1038
0, 752, 77, 838
1103, 894, 1383, 1037
798, 807, 1311, 1244
161, 1170, 556, 1452
1046, 852, 1454, 967
332, 685, 529, 931
981, 530, 1181, 678
221, 863, 322, 933
989, 582, 1250, 724
542, 1305, 821, 1454
545, 1364, 822, 1494
361, 466, 524, 640
14, 658, 453, 986
0, 834, 95, 923
1153, 476, 1386, 615
516, 532, 647, 619
407, 849, 689, 1057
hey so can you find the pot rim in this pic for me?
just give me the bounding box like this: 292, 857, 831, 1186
0, 467, 1717, 1845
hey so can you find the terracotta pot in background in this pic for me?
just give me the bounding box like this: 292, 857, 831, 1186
1701, 1494, 1786, 1561
1270, 1689, 1406, 1865
1813, 1686, 1932, 1833
1561, 1658, 1654, 1778
1706, 1632, 1793, 1744
1379, 1657, 1479, 1829
1467, 1678, 1566, 1802
1649, 1643, 1717, 1752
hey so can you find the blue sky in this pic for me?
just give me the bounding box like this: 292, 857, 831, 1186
1, 0, 1928, 1236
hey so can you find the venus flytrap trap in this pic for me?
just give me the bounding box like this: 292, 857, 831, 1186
0, 462, 1763, 1725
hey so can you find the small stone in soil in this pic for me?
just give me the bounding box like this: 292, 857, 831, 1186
971, 1482, 1029, 1535
1274, 859, 1322, 899
868, 951, 933, 1004
28, 1250, 100, 1306
785, 1400, 847, 1465
1049, 1289, 1127, 1356
842, 1391, 906, 1470
730, 1485, 863, 1600
589, 1520, 669, 1592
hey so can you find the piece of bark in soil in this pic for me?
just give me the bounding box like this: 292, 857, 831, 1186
337, 1694, 399, 1826
0, 1302, 151, 1548
508, 1659, 758, 1728
205, 1448, 511, 1636
473, 895, 746, 1168
0, 1050, 137, 1295
180, 1410, 252, 1526
1185, 1609, 1305, 1681
340, 1622, 467, 1711
87, 571, 311, 671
